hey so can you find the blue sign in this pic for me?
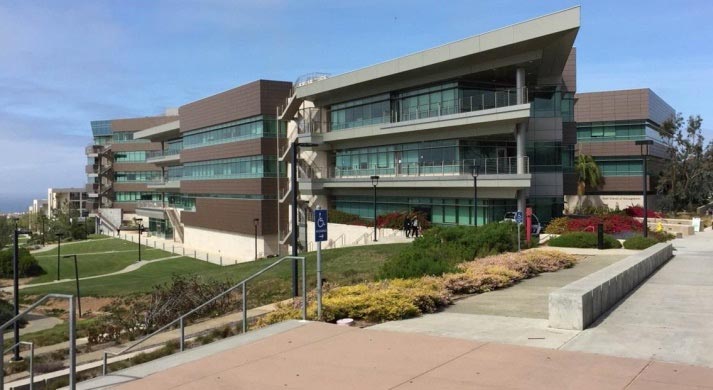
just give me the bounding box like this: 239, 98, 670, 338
314, 209, 328, 242
515, 211, 524, 224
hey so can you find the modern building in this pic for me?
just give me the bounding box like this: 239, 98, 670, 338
565, 88, 675, 212
47, 187, 89, 218
129, 80, 292, 260
278, 7, 580, 233
85, 110, 180, 231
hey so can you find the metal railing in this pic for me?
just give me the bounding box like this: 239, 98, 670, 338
101, 255, 307, 376
136, 200, 165, 208
298, 157, 529, 180
1, 294, 76, 390
291, 87, 528, 136
3, 341, 34, 389
146, 149, 182, 160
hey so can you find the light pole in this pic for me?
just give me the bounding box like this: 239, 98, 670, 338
472, 165, 480, 227
371, 175, 380, 242
635, 140, 654, 237
253, 218, 259, 261
63, 255, 82, 317
41, 215, 46, 246
291, 141, 319, 297
55, 232, 64, 281
11, 218, 30, 362
133, 218, 144, 262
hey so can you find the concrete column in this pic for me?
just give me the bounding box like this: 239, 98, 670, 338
516, 122, 527, 174
517, 190, 526, 213
516, 67, 526, 104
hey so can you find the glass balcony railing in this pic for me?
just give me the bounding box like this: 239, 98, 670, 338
146, 148, 182, 160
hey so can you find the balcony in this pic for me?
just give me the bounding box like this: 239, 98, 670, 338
146, 149, 182, 165
297, 157, 531, 191
147, 179, 181, 190
85, 144, 104, 157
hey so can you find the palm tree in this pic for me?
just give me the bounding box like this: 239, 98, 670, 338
575, 154, 602, 196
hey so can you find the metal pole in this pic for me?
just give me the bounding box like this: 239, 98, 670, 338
254, 221, 258, 261
276, 106, 282, 257
317, 241, 322, 320
1, 331, 4, 388
41, 217, 45, 246
138, 225, 142, 262
102, 352, 107, 376
301, 257, 307, 321
373, 184, 378, 242
517, 220, 521, 252
69, 295, 76, 389
242, 282, 247, 333
12, 227, 21, 362
73, 255, 81, 317
291, 142, 299, 297
179, 317, 184, 351
56, 235, 61, 281
29, 342, 34, 390
643, 150, 648, 238
473, 169, 478, 227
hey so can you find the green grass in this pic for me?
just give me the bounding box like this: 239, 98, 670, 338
30, 247, 174, 283
3, 318, 98, 349
21, 243, 410, 299
33, 237, 152, 255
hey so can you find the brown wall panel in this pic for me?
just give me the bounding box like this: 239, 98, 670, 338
589, 176, 654, 194
112, 116, 179, 132
180, 139, 278, 163
113, 183, 150, 192
113, 202, 137, 213
181, 198, 279, 235
575, 89, 649, 123
111, 142, 162, 152
180, 178, 280, 195
179, 80, 291, 133
577, 141, 669, 159
112, 163, 162, 172
562, 47, 576, 92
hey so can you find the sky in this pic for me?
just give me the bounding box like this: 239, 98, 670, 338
1, 0, 712, 212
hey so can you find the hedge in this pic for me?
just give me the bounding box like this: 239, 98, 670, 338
623, 236, 659, 250
548, 232, 622, 249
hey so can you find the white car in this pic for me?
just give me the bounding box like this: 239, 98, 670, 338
503, 212, 542, 235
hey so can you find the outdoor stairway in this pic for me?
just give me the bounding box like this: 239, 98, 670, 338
166, 208, 184, 243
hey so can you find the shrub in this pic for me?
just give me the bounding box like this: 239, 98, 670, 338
544, 217, 569, 234
623, 236, 659, 250
652, 230, 675, 242
0, 299, 27, 327
0, 248, 45, 278
548, 232, 622, 249
624, 206, 662, 218
327, 210, 369, 226
566, 214, 642, 235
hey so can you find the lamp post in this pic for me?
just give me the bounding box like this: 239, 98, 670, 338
55, 232, 64, 281
63, 255, 82, 317
370, 175, 380, 242
41, 215, 46, 246
472, 165, 480, 227
635, 140, 654, 237
10, 218, 30, 362
133, 218, 144, 262
291, 141, 319, 297
253, 218, 259, 261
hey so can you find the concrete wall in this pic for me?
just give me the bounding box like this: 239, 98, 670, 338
564, 194, 658, 213
549, 242, 673, 330
305, 221, 404, 251
183, 225, 273, 263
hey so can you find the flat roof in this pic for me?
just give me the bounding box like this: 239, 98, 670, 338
296, 6, 580, 99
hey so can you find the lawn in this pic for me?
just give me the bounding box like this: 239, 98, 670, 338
30, 247, 174, 283
21, 243, 410, 301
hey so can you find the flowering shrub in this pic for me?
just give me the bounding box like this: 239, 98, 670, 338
566, 214, 643, 235
376, 211, 430, 230
258, 250, 577, 326
544, 217, 569, 234
624, 206, 662, 218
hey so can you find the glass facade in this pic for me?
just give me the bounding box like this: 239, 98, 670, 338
397, 83, 458, 121
112, 132, 148, 143
527, 141, 574, 173
93, 136, 111, 145
115, 171, 161, 182
531, 88, 574, 119
148, 217, 173, 239
595, 158, 643, 177
91, 120, 112, 136
335, 139, 514, 176
577, 120, 666, 144
181, 156, 281, 180
183, 115, 284, 149
335, 196, 516, 226
114, 151, 147, 163
115, 192, 163, 202
330, 94, 390, 130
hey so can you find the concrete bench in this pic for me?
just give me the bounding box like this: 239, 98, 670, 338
548, 243, 673, 330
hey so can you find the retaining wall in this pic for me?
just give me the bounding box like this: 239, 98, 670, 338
548, 242, 674, 330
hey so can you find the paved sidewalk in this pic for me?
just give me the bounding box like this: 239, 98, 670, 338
77, 321, 713, 389
561, 230, 713, 367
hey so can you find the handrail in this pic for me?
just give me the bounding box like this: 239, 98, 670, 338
102, 255, 307, 376
3, 341, 34, 390
0, 294, 76, 390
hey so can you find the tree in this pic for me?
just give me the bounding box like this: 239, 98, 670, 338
657, 114, 713, 211
0, 216, 12, 250
575, 154, 602, 197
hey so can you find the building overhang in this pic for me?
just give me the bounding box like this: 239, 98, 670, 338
134, 120, 181, 142
295, 7, 579, 102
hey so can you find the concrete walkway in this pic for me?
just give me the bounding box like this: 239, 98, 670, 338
76, 321, 713, 390
561, 230, 713, 367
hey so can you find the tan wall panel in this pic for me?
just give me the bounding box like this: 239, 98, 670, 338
181, 198, 279, 235
113, 202, 137, 213
179, 80, 291, 133
575, 89, 649, 123
180, 139, 277, 163
113, 183, 150, 192
112, 116, 179, 132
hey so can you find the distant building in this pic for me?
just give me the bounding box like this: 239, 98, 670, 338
47, 187, 89, 218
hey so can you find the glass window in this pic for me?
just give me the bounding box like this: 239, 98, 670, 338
181, 155, 281, 180
184, 116, 279, 149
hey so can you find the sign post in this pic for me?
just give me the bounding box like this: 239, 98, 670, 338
515, 211, 523, 252
525, 207, 532, 245
314, 208, 328, 320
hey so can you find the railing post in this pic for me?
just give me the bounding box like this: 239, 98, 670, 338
302, 257, 307, 321
102, 352, 108, 376
179, 317, 185, 351
242, 283, 247, 333
1, 331, 4, 389
69, 295, 76, 390
29, 342, 34, 390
